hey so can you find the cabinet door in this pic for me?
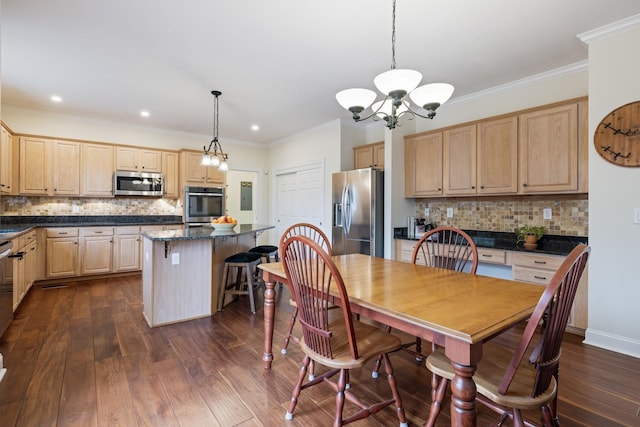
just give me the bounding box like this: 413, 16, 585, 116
0, 125, 13, 193
46, 237, 79, 277
162, 152, 179, 198
19, 137, 50, 194
405, 133, 443, 197
519, 103, 578, 193
52, 140, 81, 195
372, 142, 385, 169
139, 149, 162, 172
183, 151, 207, 183
81, 236, 113, 275
354, 146, 374, 169
115, 234, 141, 271
477, 116, 518, 194
444, 125, 476, 195
115, 146, 139, 171
82, 143, 114, 196
206, 167, 226, 186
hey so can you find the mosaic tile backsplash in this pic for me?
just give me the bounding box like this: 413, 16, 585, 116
415, 198, 588, 237
1, 196, 181, 216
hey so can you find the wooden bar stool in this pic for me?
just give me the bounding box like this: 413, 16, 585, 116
218, 252, 263, 314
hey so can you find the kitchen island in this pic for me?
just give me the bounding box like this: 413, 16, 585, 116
141, 224, 274, 327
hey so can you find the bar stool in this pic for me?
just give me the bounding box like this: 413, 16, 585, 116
218, 252, 263, 314
249, 245, 279, 263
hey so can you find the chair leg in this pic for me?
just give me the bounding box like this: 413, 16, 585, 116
425, 375, 449, 427
334, 369, 348, 427
218, 263, 230, 311
282, 306, 298, 354
245, 263, 256, 314
285, 355, 311, 421
371, 325, 393, 378
381, 353, 408, 427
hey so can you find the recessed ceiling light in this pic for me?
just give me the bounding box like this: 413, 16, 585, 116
140, 110, 150, 118
251, 125, 259, 131
50, 95, 63, 103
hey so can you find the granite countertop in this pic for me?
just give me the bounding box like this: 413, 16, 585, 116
0, 215, 184, 239
141, 224, 275, 241
394, 228, 587, 256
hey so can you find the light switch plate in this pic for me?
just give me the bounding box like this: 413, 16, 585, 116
634, 208, 640, 224
447, 208, 454, 218
543, 208, 552, 220
172, 253, 180, 265
424, 208, 430, 216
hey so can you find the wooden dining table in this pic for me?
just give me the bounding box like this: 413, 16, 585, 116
258, 253, 544, 427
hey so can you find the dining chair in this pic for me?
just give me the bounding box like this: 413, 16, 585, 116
281, 235, 408, 427
424, 243, 590, 427
278, 222, 332, 355
372, 226, 478, 378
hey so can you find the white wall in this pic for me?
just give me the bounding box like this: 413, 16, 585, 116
584, 24, 640, 357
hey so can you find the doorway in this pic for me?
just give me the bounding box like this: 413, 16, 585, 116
226, 170, 259, 224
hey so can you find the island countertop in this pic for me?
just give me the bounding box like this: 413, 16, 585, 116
141, 224, 274, 241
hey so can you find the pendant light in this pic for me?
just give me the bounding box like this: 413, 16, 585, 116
201, 90, 229, 171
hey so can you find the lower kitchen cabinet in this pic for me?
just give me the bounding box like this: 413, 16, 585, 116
80, 227, 114, 275
46, 228, 80, 277
12, 230, 37, 310
115, 226, 141, 272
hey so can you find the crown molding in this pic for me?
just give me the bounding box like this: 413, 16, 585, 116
578, 13, 640, 44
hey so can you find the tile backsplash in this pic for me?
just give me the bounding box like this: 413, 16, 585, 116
415, 198, 588, 237
1, 196, 181, 216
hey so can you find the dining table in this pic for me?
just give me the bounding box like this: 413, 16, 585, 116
258, 253, 544, 427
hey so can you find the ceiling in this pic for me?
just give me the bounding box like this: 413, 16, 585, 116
3, 0, 640, 145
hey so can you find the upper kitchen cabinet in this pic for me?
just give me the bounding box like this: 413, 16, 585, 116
19, 137, 80, 196
476, 115, 518, 194
180, 150, 226, 188
354, 141, 384, 169
519, 102, 584, 194
443, 125, 476, 195
0, 125, 14, 194
162, 151, 180, 199
81, 143, 114, 197
405, 132, 443, 197
115, 146, 162, 172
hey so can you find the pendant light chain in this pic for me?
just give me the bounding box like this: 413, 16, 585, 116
391, 0, 396, 70
213, 92, 220, 142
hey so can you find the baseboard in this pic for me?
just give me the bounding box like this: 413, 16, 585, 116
583, 328, 640, 358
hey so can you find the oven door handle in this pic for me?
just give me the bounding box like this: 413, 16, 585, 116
187, 192, 223, 196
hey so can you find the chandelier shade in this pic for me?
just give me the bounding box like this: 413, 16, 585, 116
335, 0, 453, 129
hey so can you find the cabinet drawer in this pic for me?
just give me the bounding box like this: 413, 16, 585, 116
46, 228, 79, 238
512, 266, 553, 285
512, 252, 563, 271
116, 225, 141, 235
80, 227, 114, 237
476, 248, 507, 265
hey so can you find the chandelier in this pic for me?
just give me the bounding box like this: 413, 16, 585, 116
335, 0, 454, 130
201, 90, 229, 171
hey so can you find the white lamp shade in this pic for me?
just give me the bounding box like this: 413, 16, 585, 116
371, 99, 408, 118
201, 154, 212, 166
409, 83, 454, 107
336, 88, 377, 110
219, 160, 229, 172
373, 69, 422, 95
211, 155, 221, 167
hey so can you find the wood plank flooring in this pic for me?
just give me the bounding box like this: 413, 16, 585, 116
0, 275, 639, 426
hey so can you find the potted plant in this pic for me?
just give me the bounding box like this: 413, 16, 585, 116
515, 226, 545, 250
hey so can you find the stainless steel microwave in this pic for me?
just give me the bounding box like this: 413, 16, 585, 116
113, 171, 163, 196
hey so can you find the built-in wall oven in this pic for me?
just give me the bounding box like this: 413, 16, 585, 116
184, 186, 225, 224
0, 239, 14, 339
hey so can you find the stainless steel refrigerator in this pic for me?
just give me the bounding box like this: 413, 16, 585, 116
332, 168, 384, 257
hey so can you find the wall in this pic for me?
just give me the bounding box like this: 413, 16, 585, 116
584, 22, 640, 357
2, 196, 178, 216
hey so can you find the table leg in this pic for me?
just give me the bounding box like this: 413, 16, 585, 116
449, 362, 477, 426
262, 276, 276, 369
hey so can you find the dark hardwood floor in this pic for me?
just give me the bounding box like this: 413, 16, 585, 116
0, 276, 639, 426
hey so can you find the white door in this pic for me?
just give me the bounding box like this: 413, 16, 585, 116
275, 162, 324, 240
226, 170, 258, 224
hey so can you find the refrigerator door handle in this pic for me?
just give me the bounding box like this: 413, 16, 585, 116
344, 185, 352, 235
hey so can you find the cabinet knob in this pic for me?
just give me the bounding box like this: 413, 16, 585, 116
523, 183, 528, 187
471, 186, 475, 189
480, 185, 484, 189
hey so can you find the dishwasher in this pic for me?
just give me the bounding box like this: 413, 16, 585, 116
0, 239, 14, 339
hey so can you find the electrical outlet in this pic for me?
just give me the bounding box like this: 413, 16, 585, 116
172, 253, 180, 265
634, 208, 640, 224
446, 207, 454, 218
424, 208, 430, 216
72, 204, 79, 214
543, 208, 552, 220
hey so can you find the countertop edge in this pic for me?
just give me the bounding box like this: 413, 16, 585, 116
141, 224, 275, 241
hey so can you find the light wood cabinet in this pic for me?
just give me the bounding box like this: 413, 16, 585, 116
52, 140, 81, 195
518, 103, 579, 193
476, 116, 518, 194
114, 226, 141, 272
115, 146, 162, 172
46, 228, 80, 278
443, 125, 476, 195
404, 132, 443, 197
80, 227, 114, 275
181, 150, 226, 187
162, 151, 180, 199
12, 230, 37, 311
19, 138, 81, 196
354, 142, 384, 169
81, 143, 114, 197
1, 125, 14, 194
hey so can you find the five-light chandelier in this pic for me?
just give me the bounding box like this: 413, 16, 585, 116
201, 90, 229, 171
336, 0, 454, 129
